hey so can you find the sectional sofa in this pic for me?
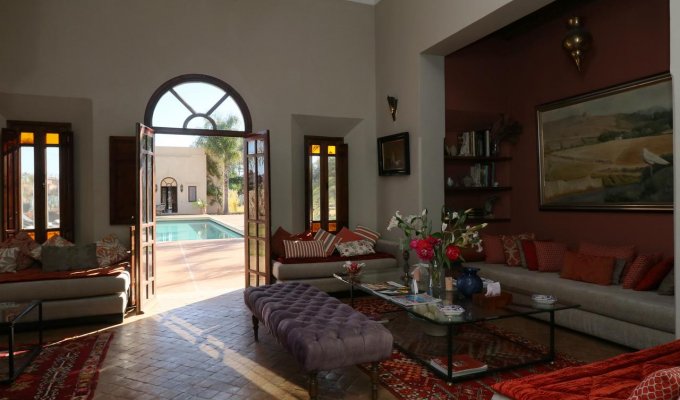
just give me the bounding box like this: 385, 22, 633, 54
471, 261, 674, 350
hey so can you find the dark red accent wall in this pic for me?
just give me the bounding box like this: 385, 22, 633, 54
445, 0, 672, 255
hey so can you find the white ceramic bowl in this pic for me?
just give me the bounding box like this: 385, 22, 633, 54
531, 294, 557, 304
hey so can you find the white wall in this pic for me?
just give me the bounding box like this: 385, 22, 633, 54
0, 0, 376, 241
155, 147, 207, 215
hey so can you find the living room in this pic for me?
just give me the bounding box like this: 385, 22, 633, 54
1, 0, 679, 398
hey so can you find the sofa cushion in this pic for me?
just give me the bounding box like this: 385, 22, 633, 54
622, 254, 659, 289
635, 257, 674, 291
336, 240, 375, 257
354, 225, 380, 246
96, 234, 129, 267
41, 243, 99, 272
283, 240, 325, 259
500, 233, 534, 266
628, 366, 680, 400
271, 227, 292, 259
336, 227, 364, 243
521, 240, 540, 271
0, 232, 41, 270
561, 251, 615, 286
657, 270, 674, 295
482, 235, 505, 264
535, 241, 567, 272
0, 247, 20, 273
314, 229, 341, 257
579, 242, 636, 266
43, 235, 75, 247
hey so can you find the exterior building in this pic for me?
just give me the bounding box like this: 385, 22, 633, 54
155, 147, 207, 215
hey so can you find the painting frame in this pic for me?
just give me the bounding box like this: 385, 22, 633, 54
378, 132, 410, 176
537, 73, 673, 211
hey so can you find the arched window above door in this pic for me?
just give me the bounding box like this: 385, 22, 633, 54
145, 74, 252, 133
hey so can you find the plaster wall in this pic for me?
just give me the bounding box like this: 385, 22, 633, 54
0, 0, 376, 241
155, 147, 207, 215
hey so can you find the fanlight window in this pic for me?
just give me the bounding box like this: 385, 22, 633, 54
147, 75, 251, 132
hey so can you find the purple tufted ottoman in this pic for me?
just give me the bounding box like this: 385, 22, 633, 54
244, 282, 393, 399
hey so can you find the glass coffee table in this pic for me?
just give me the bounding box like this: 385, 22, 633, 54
335, 271, 579, 382
0, 301, 43, 384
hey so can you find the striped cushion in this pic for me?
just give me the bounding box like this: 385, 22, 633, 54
534, 241, 567, 272
622, 254, 659, 289
283, 240, 325, 259
314, 229, 341, 257
354, 225, 380, 246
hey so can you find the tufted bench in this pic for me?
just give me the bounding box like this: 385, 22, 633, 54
243, 282, 393, 399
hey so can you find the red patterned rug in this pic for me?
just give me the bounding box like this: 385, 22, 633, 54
0, 331, 113, 400
351, 297, 581, 400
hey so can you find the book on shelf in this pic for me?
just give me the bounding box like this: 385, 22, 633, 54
390, 293, 441, 306
429, 354, 488, 377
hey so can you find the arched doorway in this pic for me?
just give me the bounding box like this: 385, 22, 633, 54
159, 177, 178, 214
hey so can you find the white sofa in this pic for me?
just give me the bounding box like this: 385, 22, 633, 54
471, 261, 675, 350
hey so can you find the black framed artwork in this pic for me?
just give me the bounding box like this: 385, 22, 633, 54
378, 132, 410, 176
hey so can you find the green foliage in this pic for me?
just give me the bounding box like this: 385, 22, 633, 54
598, 110, 672, 142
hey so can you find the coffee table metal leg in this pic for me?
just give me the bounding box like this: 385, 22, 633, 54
38, 302, 43, 348
549, 310, 555, 361
7, 325, 14, 382
447, 325, 453, 382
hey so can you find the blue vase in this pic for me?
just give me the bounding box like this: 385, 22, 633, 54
456, 267, 483, 298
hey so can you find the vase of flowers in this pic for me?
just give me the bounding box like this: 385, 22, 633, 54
387, 210, 430, 283
343, 261, 364, 282
389, 207, 487, 299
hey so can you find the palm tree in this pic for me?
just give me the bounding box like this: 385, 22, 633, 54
194, 115, 243, 214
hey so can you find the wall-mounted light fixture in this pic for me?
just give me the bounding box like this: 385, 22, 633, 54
180, 184, 184, 192
387, 96, 398, 121
562, 16, 592, 72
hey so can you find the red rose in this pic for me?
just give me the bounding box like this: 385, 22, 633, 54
445, 244, 461, 261
409, 239, 420, 250
416, 247, 434, 261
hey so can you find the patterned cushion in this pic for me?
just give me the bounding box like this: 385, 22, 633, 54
96, 234, 129, 267
354, 225, 380, 246
335, 240, 375, 257
579, 242, 636, 266
500, 233, 534, 266
534, 241, 567, 272
0, 231, 41, 270
43, 235, 75, 247
635, 257, 674, 291
482, 235, 505, 263
0, 247, 20, 273
622, 254, 659, 289
283, 240, 325, 259
628, 366, 680, 400
313, 229, 341, 257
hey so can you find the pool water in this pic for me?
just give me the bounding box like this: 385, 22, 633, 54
157, 220, 242, 242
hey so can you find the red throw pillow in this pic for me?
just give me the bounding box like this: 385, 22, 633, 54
336, 227, 365, 243
561, 251, 615, 285
578, 242, 636, 266
271, 227, 292, 259
534, 241, 567, 272
521, 240, 539, 271
622, 254, 660, 289
627, 366, 680, 400
290, 230, 315, 241
482, 235, 505, 264
500, 233, 534, 266
635, 257, 674, 291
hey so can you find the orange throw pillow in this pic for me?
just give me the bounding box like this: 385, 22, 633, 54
482, 235, 505, 264
635, 257, 674, 291
336, 227, 365, 243
561, 251, 615, 285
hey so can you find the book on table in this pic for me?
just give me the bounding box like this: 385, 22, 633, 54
429, 354, 488, 377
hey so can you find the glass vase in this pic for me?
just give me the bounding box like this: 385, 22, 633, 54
428, 259, 446, 299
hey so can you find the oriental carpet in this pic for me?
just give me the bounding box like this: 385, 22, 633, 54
0, 331, 113, 400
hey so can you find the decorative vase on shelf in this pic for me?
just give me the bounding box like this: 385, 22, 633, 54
456, 266, 483, 298
428, 259, 446, 299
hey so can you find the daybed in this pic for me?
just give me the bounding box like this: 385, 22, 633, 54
0, 263, 130, 324
272, 238, 403, 292
471, 261, 674, 350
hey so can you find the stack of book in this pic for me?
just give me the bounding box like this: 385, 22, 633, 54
429, 354, 488, 377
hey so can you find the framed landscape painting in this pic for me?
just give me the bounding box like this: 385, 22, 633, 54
537, 73, 673, 211
378, 132, 410, 176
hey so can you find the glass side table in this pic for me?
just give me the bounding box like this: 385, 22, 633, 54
0, 300, 43, 384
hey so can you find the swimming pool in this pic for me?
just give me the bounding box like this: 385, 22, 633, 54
156, 219, 242, 242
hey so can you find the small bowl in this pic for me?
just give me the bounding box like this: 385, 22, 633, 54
438, 304, 465, 316
531, 294, 557, 305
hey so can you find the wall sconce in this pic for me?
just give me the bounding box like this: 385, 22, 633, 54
562, 16, 592, 72
387, 96, 398, 121
180, 184, 184, 192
